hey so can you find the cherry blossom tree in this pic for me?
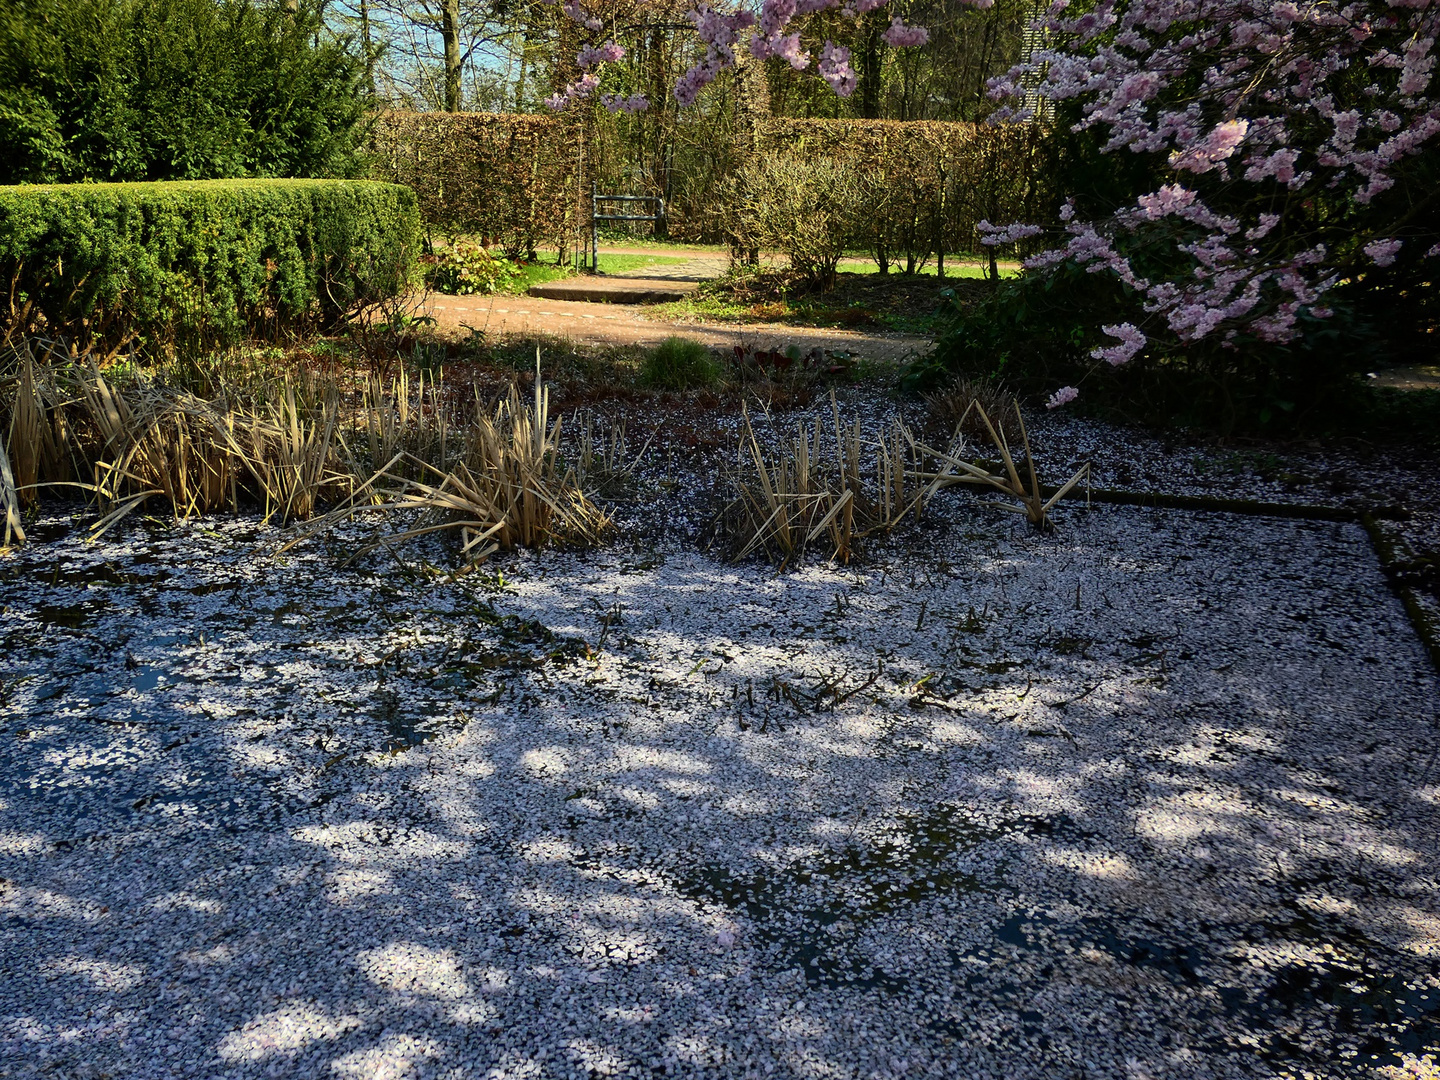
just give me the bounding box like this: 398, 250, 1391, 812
540, 0, 947, 110
976, 0, 1440, 404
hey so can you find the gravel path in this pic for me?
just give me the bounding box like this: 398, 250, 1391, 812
421, 293, 928, 363
3, 423, 1438, 1080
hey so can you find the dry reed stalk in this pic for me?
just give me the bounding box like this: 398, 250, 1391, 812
909, 400, 1090, 530
238, 384, 351, 523
285, 353, 610, 563
1, 343, 350, 539
9, 353, 47, 502
723, 392, 921, 564
358, 367, 455, 482
0, 435, 24, 545
572, 411, 658, 491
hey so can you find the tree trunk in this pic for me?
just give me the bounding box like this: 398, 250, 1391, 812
360, 0, 375, 96
442, 0, 462, 112
857, 12, 886, 119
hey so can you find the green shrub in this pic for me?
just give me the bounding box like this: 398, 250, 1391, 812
641, 337, 720, 390
0, 179, 421, 347
903, 265, 1426, 436
0, 0, 370, 185
758, 120, 1058, 277
721, 155, 866, 289
427, 244, 524, 296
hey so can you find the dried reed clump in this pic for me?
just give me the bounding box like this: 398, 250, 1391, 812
286, 359, 611, 563
724, 394, 1091, 562
923, 379, 1018, 442
0, 340, 358, 540
911, 399, 1090, 531
721, 393, 920, 565
1, 338, 609, 562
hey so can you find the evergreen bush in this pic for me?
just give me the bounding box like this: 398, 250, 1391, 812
0, 0, 369, 185
0, 179, 421, 346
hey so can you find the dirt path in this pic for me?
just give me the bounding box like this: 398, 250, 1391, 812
422, 292, 931, 362
1369, 364, 1440, 390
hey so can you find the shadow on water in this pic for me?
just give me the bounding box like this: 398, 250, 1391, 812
976, 900, 1439, 1073
661, 794, 1435, 1073
4, 508, 1439, 1079
664, 803, 1099, 993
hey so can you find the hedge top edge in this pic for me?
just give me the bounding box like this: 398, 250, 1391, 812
0, 178, 414, 196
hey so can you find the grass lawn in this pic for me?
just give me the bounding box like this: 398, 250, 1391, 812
594, 253, 694, 275
589, 234, 724, 253
644, 269, 1000, 334
446, 253, 694, 296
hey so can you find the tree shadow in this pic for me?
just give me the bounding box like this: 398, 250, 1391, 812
1, 507, 1437, 1078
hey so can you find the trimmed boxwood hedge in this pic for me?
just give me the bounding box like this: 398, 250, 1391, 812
0, 178, 421, 345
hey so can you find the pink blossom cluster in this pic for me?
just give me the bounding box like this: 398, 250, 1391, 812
977, 220, 1044, 245
982, 0, 1440, 373
577, 41, 625, 69
677, 5, 762, 104
1363, 237, 1404, 266
601, 92, 651, 113
818, 42, 857, 95
1090, 322, 1146, 365
560, 0, 602, 31
543, 73, 599, 110
1046, 386, 1080, 408
882, 18, 930, 47
550, 0, 949, 111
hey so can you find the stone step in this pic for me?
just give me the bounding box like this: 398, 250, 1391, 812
527, 276, 700, 304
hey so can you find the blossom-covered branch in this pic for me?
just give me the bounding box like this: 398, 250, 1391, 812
984, 0, 1440, 405
547, 0, 960, 111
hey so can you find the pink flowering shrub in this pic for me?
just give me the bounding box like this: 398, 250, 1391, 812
973, 0, 1440, 414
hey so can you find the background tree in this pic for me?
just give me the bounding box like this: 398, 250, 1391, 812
347, 0, 546, 111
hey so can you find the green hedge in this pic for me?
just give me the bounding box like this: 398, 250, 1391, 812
0, 179, 421, 345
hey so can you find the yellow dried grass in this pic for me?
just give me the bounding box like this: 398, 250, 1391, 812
282, 353, 610, 563
910, 399, 1090, 530
723, 392, 919, 565
2, 344, 367, 540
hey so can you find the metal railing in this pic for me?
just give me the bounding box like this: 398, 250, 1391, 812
585, 183, 665, 272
